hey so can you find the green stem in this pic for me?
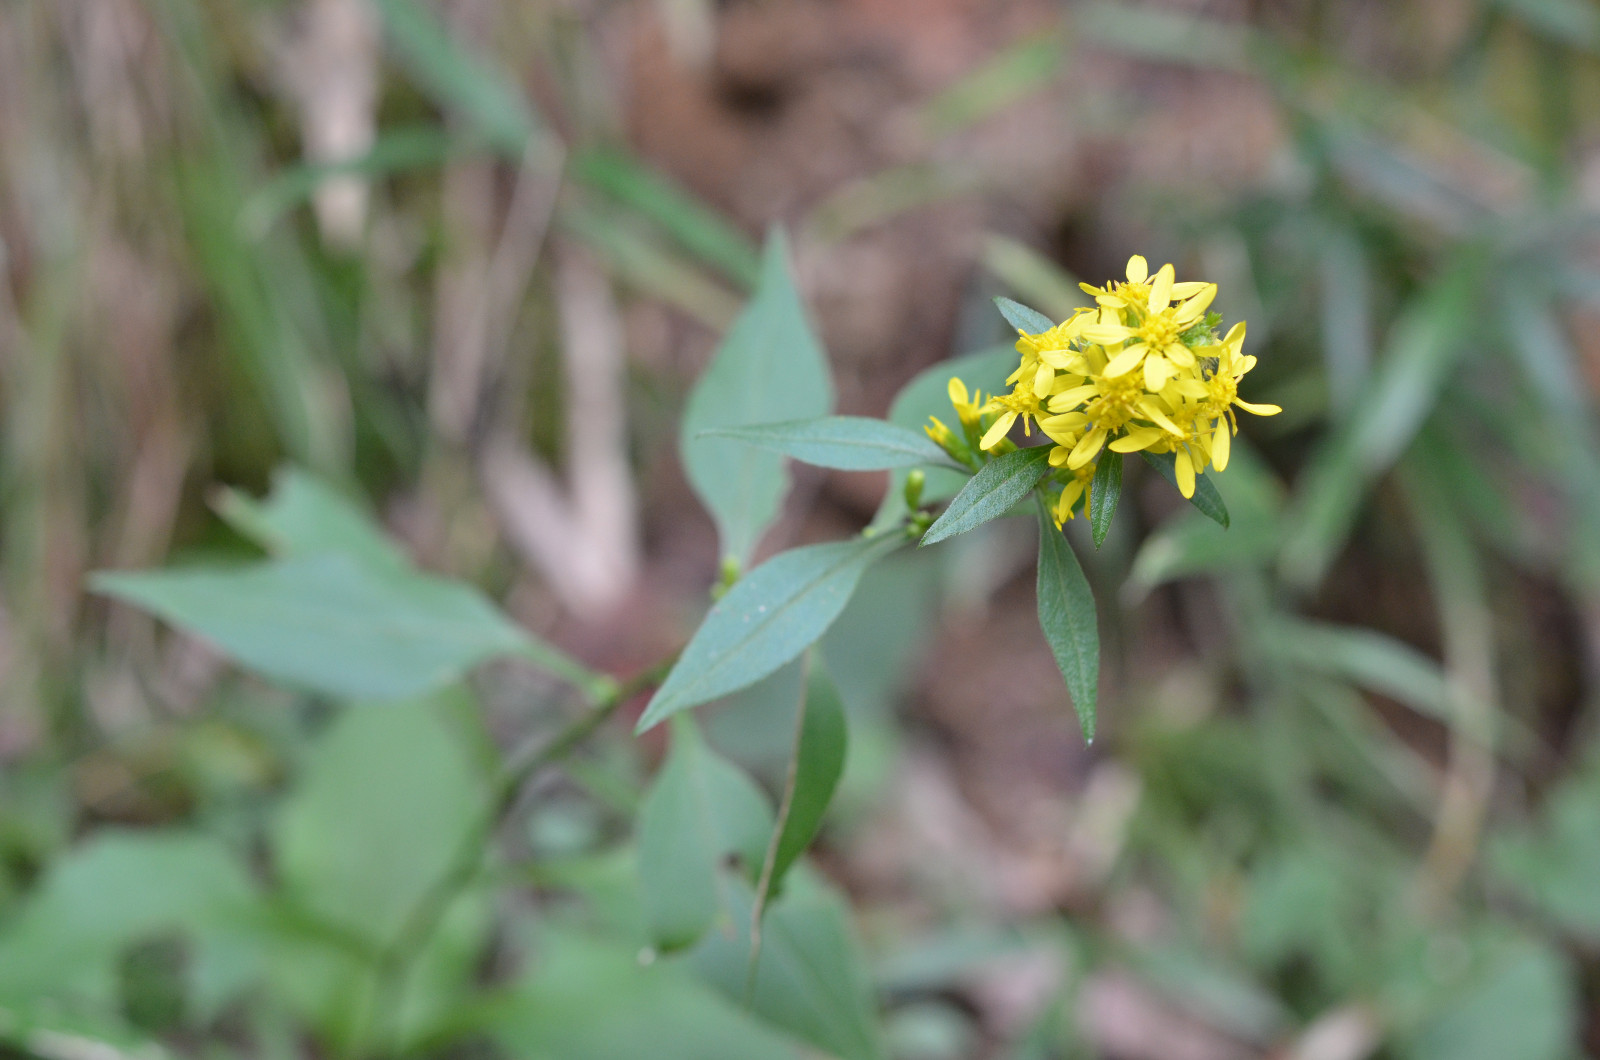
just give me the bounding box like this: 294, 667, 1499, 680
369, 654, 678, 1055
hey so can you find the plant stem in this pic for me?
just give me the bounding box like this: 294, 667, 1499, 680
368, 654, 677, 1055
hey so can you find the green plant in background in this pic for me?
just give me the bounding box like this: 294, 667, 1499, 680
9, 0, 1600, 1057
0, 235, 1271, 1059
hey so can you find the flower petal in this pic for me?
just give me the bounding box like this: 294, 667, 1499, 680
1148, 264, 1175, 312
1126, 255, 1149, 284
1138, 399, 1184, 435
1174, 449, 1196, 498
1083, 324, 1132, 345
1170, 280, 1208, 298
1211, 420, 1230, 471
1164, 342, 1196, 368
1174, 283, 1217, 325
1102, 343, 1147, 378
947, 377, 969, 406
1067, 428, 1106, 469
1109, 427, 1165, 452
1143, 354, 1175, 391
980, 410, 1017, 450
1233, 399, 1281, 416
1033, 361, 1054, 397
1048, 384, 1099, 411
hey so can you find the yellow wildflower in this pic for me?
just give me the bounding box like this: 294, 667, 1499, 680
1051, 463, 1098, 527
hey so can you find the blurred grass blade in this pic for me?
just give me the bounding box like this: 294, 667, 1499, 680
1141, 451, 1229, 527
805, 161, 979, 246
638, 716, 773, 950
1089, 451, 1122, 548
570, 147, 760, 289
1318, 225, 1373, 415
917, 31, 1065, 138
984, 237, 1092, 321
1265, 618, 1452, 722
560, 200, 741, 329
637, 535, 903, 731
921, 445, 1052, 545
1035, 498, 1099, 740
1280, 256, 1481, 587
1077, 2, 1257, 71
1491, 0, 1600, 51
372, 0, 545, 157
242, 125, 460, 235
680, 229, 834, 563
699, 416, 956, 471
993, 295, 1056, 336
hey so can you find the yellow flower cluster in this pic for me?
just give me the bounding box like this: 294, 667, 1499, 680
928, 255, 1280, 526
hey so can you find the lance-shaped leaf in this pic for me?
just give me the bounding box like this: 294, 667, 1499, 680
92, 554, 535, 703
638, 717, 773, 950
637, 535, 903, 731
1036, 500, 1099, 741
699, 416, 954, 472
994, 296, 1056, 336
754, 660, 849, 922
920, 445, 1052, 545
1140, 450, 1230, 528
681, 230, 834, 566
1089, 451, 1123, 548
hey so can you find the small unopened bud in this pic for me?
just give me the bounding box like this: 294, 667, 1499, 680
712, 554, 741, 599
903, 468, 926, 511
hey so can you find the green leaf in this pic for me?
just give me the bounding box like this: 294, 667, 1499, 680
1089, 451, 1122, 548
1034, 500, 1099, 741
570, 147, 761, 290
0, 831, 258, 1013
1489, 760, 1600, 938
1401, 935, 1574, 1060
701, 416, 954, 472
92, 554, 532, 702
273, 693, 486, 943
761, 661, 849, 903
681, 230, 834, 565
638, 717, 773, 951
215, 466, 406, 568
1140, 451, 1230, 528
0, 1005, 177, 1060
211, 467, 604, 696
483, 929, 803, 1060
372, 0, 545, 157
920, 446, 1052, 545
690, 872, 886, 1060
269, 692, 489, 1046
993, 296, 1056, 335
637, 535, 902, 731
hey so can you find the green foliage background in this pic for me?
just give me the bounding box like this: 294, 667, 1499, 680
4, 0, 1600, 1058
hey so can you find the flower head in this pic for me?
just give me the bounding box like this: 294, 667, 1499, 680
979, 254, 1278, 502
